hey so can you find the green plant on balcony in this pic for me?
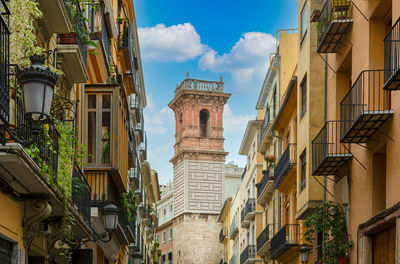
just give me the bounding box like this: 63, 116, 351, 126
116, 16, 125, 24
264, 155, 275, 170
150, 241, 162, 263
304, 202, 352, 264
121, 191, 137, 224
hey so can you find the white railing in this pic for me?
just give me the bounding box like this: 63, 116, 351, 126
158, 213, 173, 226
176, 78, 224, 93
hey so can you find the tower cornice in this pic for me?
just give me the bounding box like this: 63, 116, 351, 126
168, 89, 231, 111
169, 148, 229, 166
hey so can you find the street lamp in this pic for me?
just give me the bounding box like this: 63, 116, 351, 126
18, 55, 58, 122
299, 244, 310, 263
0, 55, 59, 146
77, 203, 119, 247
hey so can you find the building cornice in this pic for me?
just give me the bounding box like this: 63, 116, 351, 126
170, 148, 228, 165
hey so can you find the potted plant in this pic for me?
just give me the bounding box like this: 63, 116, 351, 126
264, 155, 275, 170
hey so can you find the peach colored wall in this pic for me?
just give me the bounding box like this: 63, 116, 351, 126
156, 222, 174, 262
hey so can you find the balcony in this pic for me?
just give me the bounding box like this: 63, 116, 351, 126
139, 140, 147, 162
130, 93, 141, 122
256, 170, 274, 206
384, 17, 400, 90
270, 224, 300, 260
257, 224, 274, 257
229, 217, 239, 239
241, 198, 256, 228
72, 164, 91, 224
36, 0, 72, 34
219, 227, 228, 243
317, 0, 353, 53
135, 115, 144, 143
56, 3, 88, 83
274, 144, 296, 189
340, 70, 393, 143
240, 245, 260, 264
312, 121, 352, 176
258, 104, 275, 153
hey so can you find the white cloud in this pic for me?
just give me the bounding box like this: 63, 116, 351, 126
144, 106, 174, 135
223, 104, 253, 133
199, 32, 276, 89
138, 23, 205, 62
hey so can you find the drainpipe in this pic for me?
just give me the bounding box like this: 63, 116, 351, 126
323, 54, 327, 204
81, 83, 85, 170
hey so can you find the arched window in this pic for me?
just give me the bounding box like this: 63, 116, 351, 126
199, 109, 209, 137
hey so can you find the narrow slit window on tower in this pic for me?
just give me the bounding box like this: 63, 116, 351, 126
199, 109, 209, 137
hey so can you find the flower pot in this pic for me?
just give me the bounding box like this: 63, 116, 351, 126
338, 257, 349, 264
58, 33, 77, 45
91, 31, 102, 40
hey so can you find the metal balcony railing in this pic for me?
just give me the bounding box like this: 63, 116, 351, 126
258, 104, 275, 148
312, 121, 352, 176
241, 198, 255, 224
270, 224, 300, 259
274, 143, 296, 189
0, 0, 10, 124
240, 245, 256, 264
256, 169, 273, 200
384, 17, 400, 90
57, 1, 88, 67
230, 216, 238, 238
257, 224, 275, 254
340, 70, 392, 143
118, 21, 129, 50
119, 203, 135, 240
72, 164, 91, 224
317, 0, 353, 53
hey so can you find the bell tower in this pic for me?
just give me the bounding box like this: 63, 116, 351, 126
168, 73, 230, 264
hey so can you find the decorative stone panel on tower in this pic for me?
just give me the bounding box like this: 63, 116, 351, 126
169, 74, 230, 264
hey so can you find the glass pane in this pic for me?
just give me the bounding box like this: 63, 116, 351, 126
88, 112, 96, 163
102, 94, 111, 109
88, 94, 96, 109
101, 112, 111, 164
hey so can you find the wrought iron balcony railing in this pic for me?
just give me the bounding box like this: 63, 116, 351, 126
241, 198, 256, 228
317, 0, 353, 53
257, 224, 275, 256
384, 17, 400, 90
340, 70, 392, 143
72, 164, 91, 224
0, 0, 10, 124
230, 216, 239, 239
274, 143, 296, 189
312, 121, 352, 176
258, 104, 275, 149
270, 224, 300, 259
256, 169, 274, 205
240, 245, 256, 264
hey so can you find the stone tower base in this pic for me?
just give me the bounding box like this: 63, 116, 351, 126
173, 213, 221, 264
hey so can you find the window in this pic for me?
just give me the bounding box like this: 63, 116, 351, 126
161, 254, 166, 263
170, 204, 173, 213
300, 75, 307, 118
86, 93, 112, 166
301, 3, 308, 44
163, 208, 166, 216
156, 234, 159, 242
300, 150, 306, 192
199, 109, 209, 137
169, 228, 173, 240
168, 252, 172, 262
163, 231, 166, 242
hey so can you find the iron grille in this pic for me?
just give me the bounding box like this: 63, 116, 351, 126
0, 0, 10, 124
340, 70, 392, 143
317, 0, 353, 53
312, 121, 352, 176
270, 224, 299, 259
256, 169, 273, 200
384, 16, 400, 90
240, 245, 256, 264
72, 164, 91, 224
274, 143, 296, 189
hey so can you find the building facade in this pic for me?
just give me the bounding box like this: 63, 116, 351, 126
168, 74, 230, 264
0, 0, 159, 263
156, 181, 174, 264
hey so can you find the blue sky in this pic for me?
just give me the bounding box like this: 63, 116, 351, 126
134, 0, 298, 184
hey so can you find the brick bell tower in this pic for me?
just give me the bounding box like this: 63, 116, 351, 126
168, 73, 230, 264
